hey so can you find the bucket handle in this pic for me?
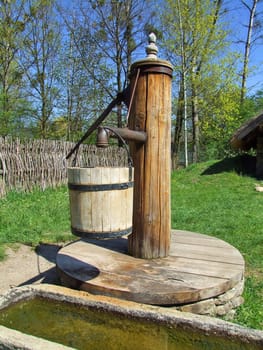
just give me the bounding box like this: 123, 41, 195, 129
100, 126, 133, 181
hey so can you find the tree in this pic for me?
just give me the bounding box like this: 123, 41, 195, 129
65, 0, 151, 132
0, 0, 30, 136
200, 74, 241, 159
160, 0, 238, 165
240, 0, 261, 103
57, 7, 113, 141
240, 88, 263, 121
21, 0, 61, 138
189, 0, 223, 163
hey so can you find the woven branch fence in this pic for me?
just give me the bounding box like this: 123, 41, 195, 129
0, 137, 128, 198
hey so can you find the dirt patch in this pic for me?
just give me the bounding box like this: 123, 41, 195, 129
0, 243, 63, 295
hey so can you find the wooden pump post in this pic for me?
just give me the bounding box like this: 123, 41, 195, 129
128, 34, 173, 259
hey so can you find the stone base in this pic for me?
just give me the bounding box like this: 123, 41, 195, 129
174, 279, 244, 318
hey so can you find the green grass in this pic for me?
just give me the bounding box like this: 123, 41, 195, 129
0, 156, 262, 330
234, 276, 263, 329
171, 161, 263, 269
0, 245, 5, 260
0, 186, 74, 247
171, 157, 263, 330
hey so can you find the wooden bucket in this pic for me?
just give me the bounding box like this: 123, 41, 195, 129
68, 167, 133, 239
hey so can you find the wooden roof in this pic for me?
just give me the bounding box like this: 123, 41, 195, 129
231, 111, 263, 151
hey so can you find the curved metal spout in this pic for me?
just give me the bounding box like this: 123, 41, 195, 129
96, 127, 110, 148
96, 126, 147, 148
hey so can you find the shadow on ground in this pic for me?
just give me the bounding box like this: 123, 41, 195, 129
202, 154, 258, 178
18, 243, 63, 288
35, 243, 62, 264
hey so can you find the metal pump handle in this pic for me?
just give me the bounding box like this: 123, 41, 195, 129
66, 68, 140, 165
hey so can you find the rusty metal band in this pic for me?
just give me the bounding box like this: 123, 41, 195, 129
71, 226, 132, 239
131, 65, 173, 77
68, 181, 134, 192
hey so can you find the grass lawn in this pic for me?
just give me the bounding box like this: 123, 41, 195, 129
0, 155, 262, 330
171, 157, 263, 330
0, 186, 74, 251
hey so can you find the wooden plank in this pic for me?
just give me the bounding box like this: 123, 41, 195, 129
101, 167, 111, 232
57, 230, 244, 305
171, 242, 244, 265
171, 230, 227, 247
90, 168, 102, 232
62, 241, 243, 281
173, 236, 234, 248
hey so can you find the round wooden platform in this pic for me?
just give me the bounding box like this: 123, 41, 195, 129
56, 230, 244, 306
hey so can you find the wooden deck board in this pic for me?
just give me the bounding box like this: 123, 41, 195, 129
56, 230, 244, 305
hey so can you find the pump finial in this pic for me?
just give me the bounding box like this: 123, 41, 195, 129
146, 33, 158, 59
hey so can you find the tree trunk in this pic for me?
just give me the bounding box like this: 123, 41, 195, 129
172, 82, 184, 169
191, 68, 199, 163
240, 0, 258, 103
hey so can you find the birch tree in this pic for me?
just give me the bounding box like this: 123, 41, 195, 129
160, 0, 234, 165
240, 0, 261, 103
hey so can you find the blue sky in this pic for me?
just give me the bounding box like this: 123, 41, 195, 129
59, 0, 263, 94
225, 0, 263, 94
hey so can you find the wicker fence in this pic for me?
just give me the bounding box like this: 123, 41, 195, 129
0, 137, 129, 197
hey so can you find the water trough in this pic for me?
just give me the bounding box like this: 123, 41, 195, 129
0, 284, 263, 350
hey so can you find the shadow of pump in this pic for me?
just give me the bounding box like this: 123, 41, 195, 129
18, 243, 62, 288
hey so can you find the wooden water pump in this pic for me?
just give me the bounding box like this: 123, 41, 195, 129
98, 34, 173, 259
128, 34, 173, 259
59, 36, 244, 312
67, 34, 173, 259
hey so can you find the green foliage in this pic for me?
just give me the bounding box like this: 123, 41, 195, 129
199, 82, 241, 159
160, 0, 231, 79
160, 0, 243, 162
0, 0, 29, 136
240, 89, 263, 121
48, 116, 68, 139
197, 87, 263, 161
206, 88, 263, 159
0, 91, 33, 137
